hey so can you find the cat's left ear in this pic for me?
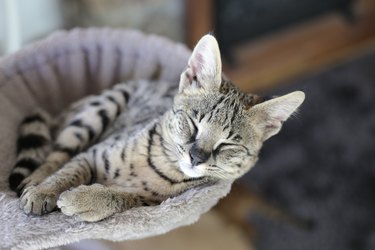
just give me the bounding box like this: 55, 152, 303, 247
249, 91, 305, 141
179, 34, 222, 93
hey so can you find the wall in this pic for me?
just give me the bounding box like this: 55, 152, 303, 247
0, 0, 64, 55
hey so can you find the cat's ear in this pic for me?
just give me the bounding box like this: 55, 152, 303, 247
179, 34, 222, 93
249, 91, 305, 141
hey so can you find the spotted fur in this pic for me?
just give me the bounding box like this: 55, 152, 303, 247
13, 35, 305, 222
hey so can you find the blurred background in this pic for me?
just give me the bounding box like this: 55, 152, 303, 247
1, 0, 375, 249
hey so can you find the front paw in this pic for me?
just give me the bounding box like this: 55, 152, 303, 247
57, 184, 114, 222
16, 172, 47, 197
19, 186, 59, 215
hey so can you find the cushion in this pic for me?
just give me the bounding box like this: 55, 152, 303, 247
0, 28, 232, 250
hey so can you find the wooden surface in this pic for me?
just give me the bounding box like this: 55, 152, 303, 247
185, 0, 214, 48
224, 0, 375, 92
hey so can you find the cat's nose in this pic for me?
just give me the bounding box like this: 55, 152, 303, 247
189, 144, 210, 166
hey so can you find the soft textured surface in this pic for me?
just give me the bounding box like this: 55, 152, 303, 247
242, 50, 375, 250
0, 28, 232, 250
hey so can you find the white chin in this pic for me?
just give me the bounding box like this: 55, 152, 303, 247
179, 162, 204, 178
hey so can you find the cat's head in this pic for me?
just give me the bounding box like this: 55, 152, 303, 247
167, 34, 305, 180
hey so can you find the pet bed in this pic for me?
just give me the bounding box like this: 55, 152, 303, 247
0, 28, 232, 250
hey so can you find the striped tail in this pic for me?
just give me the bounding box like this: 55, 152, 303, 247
9, 110, 53, 192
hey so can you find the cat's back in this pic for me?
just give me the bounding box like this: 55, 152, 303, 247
106, 79, 177, 138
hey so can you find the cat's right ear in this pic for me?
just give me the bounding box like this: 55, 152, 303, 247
179, 34, 222, 94
249, 91, 305, 141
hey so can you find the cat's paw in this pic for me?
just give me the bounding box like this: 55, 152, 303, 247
57, 184, 115, 222
19, 185, 59, 215
16, 172, 48, 197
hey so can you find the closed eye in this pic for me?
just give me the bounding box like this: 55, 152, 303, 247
213, 142, 251, 157
174, 109, 198, 144
186, 115, 198, 143
213, 143, 239, 153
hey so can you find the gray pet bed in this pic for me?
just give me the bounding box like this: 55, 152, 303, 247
0, 28, 232, 250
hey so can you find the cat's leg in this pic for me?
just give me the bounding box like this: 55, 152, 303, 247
57, 183, 160, 222
16, 85, 130, 195
9, 109, 53, 192
19, 152, 96, 215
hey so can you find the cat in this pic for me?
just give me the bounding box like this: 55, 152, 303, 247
9, 34, 305, 222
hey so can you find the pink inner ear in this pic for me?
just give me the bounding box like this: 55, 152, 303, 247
265, 121, 279, 129
186, 71, 194, 83
274, 115, 286, 122
265, 115, 285, 129
190, 52, 205, 78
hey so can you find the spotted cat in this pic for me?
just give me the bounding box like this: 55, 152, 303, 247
9, 35, 305, 222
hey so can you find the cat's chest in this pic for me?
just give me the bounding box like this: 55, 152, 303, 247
103, 163, 185, 198
96, 131, 186, 197
111, 171, 177, 194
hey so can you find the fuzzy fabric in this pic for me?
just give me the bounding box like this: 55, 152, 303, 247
0, 28, 232, 250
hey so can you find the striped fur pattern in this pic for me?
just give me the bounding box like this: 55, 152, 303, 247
13, 35, 305, 222
9, 110, 52, 194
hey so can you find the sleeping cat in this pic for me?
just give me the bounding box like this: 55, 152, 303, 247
9, 34, 305, 222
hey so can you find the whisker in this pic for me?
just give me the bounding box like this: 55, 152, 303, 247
207, 166, 228, 178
